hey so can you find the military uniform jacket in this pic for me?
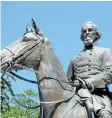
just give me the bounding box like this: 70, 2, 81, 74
67, 46, 112, 89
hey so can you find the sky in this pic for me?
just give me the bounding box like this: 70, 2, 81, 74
1, 1, 112, 94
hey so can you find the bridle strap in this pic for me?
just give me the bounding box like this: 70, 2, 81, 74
5, 47, 16, 56
5, 39, 44, 68
9, 67, 75, 93
10, 63, 77, 89
5, 72, 76, 105
10, 71, 38, 84
9, 64, 75, 92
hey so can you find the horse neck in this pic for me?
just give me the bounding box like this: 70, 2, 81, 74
35, 40, 74, 102
34, 40, 74, 117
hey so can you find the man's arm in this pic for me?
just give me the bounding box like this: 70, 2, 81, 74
85, 49, 112, 89
67, 59, 75, 83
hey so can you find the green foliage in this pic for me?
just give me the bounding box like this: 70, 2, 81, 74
1, 89, 40, 118
2, 106, 40, 118
1, 78, 10, 113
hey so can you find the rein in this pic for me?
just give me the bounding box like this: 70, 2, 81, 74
6, 64, 76, 108
2, 39, 76, 109
1, 75, 40, 109
4, 71, 75, 106
9, 64, 76, 92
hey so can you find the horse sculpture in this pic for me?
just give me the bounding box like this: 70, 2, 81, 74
1, 19, 94, 118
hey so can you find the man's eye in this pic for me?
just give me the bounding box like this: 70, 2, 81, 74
83, 30, 86, 33
88, 28, 93, 32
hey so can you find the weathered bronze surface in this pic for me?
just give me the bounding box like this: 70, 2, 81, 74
0, 19, 112, 118
67, 21, 112, 118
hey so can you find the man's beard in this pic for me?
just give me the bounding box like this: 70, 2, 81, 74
84, 34, 95, 49
85, 43, 93, 49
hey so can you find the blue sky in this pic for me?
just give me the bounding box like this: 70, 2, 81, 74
1, 1, 112, 93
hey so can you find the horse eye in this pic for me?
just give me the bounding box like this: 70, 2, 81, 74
23, 37, 29, 41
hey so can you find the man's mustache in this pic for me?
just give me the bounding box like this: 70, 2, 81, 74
85, 33, 96, 41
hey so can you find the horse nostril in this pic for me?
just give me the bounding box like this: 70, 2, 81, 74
12, 57, 15, 61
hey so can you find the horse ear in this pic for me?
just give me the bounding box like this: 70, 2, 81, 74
31, 18, 40, 34
26, 24, 32, 32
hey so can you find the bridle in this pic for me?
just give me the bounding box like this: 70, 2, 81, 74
2, 37, 45, 109
5, 47, 16, 56
2, 36, 76, 110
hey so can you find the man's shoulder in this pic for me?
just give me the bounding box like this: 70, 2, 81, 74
94, 46, 111, 53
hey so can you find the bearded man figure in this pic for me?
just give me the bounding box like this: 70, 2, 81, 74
67, 21, 112, 118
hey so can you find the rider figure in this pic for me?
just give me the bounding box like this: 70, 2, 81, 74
67, 21, 112, 118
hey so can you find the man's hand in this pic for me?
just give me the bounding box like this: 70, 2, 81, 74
75, 77, 94, 92
74, 79, 87, 89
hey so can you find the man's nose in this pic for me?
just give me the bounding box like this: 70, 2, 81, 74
86, 30, 89, 34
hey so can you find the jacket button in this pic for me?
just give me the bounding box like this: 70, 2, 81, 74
89, 53, 92, 55
88, 63, 91, 66
88, 60, 91, 62
88, 68, 91, 71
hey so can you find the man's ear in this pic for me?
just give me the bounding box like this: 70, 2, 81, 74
95, 31, 101, 41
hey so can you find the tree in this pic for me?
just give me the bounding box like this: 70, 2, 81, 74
1, 77, 11, 113
1, 89, 40, 118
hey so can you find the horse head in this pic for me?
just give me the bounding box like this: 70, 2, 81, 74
0, 18, 45, 74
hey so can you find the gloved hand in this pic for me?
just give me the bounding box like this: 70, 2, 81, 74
75, 77, 94, 92
74, 79, 87, 88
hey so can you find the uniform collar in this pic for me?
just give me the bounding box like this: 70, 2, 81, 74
82, 43, 97, 52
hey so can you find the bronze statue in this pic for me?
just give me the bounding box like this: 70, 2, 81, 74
67, 21, 112, 118
0, 19, 112, 118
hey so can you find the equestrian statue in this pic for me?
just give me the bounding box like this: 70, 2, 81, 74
0, 19, 112, 118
